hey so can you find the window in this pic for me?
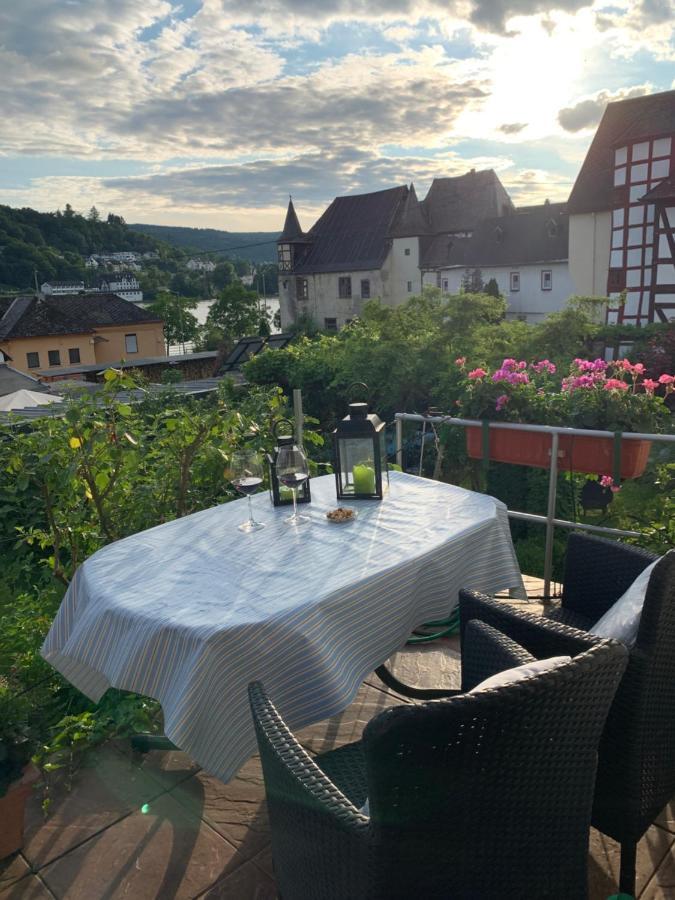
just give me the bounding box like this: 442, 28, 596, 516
510, 272, 520, 292
68, 348, 81, 364
608, 268, 626, 291
324, 317, 338, 332
541, 270, 552, 291
48, 350, 61, 367
442, 279, 449, 292
404, 248, 411, 256
26, 351, 40, 369
296, 277, 308, 300
407, 281, 413, 292
125, 333, 138, 354
338, 277, 352, 299
435, 272, 442, 288
360, 279, 370, 299
278, 243, 292, 271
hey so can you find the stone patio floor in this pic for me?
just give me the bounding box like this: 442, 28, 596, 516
2, 576, 675, 899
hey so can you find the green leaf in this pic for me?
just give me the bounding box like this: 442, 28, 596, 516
95, 472, 110, 491
116, 404, 132, 417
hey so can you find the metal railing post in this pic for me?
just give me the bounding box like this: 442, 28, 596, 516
396, 417, 403, 469
543, 432, 559, 599
293, 389, 303, 446
418, 420, 427, 476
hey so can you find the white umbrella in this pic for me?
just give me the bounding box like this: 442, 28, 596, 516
0, 390, 64, 411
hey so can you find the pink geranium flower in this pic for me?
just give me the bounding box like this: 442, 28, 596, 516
642, 379, 659, 394
658, 374, 674, 385
604, 379, 629, 391
455, 357, 466, 366
468, 368, 487, 380
495, 394, 509, 411
600, 475, 621, 493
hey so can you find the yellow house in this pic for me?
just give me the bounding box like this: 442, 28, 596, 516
0, 293, 165, 376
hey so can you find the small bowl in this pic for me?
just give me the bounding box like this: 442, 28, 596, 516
326, 507, 358, 524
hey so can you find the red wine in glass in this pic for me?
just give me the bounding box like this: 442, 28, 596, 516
276, 446, 310, 526
231, 450, 265, 532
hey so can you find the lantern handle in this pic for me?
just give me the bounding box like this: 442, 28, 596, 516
348, 382, 369, 402
272, 418, 295, 440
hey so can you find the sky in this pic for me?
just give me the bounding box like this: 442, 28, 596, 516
0, 0, 673, 232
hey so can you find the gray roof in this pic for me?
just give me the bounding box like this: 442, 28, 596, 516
388, 183, 430, 238
421, 202, 569, 270
278, 199, 307, 242
36, 350, 218, 377
421, 170, 514, 233
292, 186, 408, 274
0, 362, 50, 397
568, 89, 675, 215
0, 293, 161, 340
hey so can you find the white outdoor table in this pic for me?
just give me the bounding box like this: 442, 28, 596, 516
42, 471, 525, 782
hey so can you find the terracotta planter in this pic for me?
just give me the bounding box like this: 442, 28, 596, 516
465, 427, 652, 479
0, 765, 39, 860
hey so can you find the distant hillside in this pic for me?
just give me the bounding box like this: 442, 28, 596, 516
0, 204, 168, 292
130, 224, 279, 264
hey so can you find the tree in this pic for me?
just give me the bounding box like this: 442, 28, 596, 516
88, 206, 100, 222
212, 261, 236, 290
485, 277, 501, 298
206, 282, 265, 346
461, 268, 484, 293
148, 292, 199, 354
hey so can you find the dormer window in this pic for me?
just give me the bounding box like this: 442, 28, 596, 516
494, 225, 504, 244
278, 243, 293, 272
547, 219, 558, 238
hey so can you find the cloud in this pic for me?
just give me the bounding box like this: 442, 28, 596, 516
557, 84, 652, 132
498, 122, 527, 134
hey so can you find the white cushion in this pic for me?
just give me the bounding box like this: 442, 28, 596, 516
589, 559, 660, 647
468, 656, 571, 693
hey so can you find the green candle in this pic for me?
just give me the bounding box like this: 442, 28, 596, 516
353, 463, 376, 494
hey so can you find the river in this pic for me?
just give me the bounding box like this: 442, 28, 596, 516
168, 296, 280, 355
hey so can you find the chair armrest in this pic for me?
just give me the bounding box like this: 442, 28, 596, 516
248, 681, 368, 826
461, 619, 535, 691
459, 590, 598, 664
373, 664, 462, 700
562, 533, 658, 621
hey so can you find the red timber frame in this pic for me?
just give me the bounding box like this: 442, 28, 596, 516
607, 133, 675, 326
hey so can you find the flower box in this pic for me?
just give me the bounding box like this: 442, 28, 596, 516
465, 426, 652, 479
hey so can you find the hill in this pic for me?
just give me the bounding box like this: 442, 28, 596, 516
129, 224, 279, 264
0, 204, 169, 292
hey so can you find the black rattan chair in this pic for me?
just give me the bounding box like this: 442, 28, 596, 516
459, 532, 675, 897
249, 619, 627, 899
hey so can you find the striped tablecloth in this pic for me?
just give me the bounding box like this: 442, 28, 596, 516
42, 471, 525, 782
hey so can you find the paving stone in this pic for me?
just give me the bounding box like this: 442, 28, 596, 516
0, 854, 31, 890
294, 682, 404, 755
170, 756, 270, 861
641, 841, 675, 898
0, 873, 54, 899
587, 825, 675, 899
250, 844, 275, 881
39, 792, 244, 900
369, 638, 462, 698
197, 858, 277, 899
114, 740, 201, 791
22, 745, 167, 870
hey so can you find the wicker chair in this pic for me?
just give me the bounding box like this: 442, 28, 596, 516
249, 619, 627, 899
459, 532, 675, 897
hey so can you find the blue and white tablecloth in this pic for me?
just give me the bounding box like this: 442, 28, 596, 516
42, 471, 525, 782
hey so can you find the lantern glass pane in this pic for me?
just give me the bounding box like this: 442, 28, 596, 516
379, 430, 389, 487
338, 437, 377, 495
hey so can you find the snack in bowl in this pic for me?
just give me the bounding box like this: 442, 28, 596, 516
326, 507, 357, 523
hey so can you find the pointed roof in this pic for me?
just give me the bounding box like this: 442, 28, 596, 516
421, 170, 514, 233
278, 198, 306, 242
640, 174, 675, 202
388, 184, 431, 237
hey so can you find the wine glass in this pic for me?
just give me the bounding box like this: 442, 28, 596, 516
231, 449, 265, 533
276, 444, 310, 526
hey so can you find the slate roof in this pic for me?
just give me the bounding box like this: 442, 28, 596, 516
278, 199, 307, 242
292, 185, 408, 274
0, 294, 162, 340
0, 362, 50, 397
421, 202, 568, 270
388, 183, 430, 238
421, 170, 514, 233
567, 90, 675, 215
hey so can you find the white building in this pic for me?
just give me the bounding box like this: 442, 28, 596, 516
421, 202, 572, 322
568, 89, 675, 325
97, 272, 143, 304
41, 281, 85, 296
186, 258, 216, 272
277, 170, 514, 330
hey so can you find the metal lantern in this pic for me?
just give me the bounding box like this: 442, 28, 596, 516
333, 386, 389, 501
267, 419, 311, 507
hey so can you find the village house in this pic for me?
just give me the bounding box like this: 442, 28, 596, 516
186, 258, 216, 272
41, 280, 85, 296
97, 272, 143, 304
0, 293, 164, 375
568, 88, 675, 325
421, 201, 572, 322
277, 170, 529, 330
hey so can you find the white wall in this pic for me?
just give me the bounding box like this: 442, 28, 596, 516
279, 268, 384, 330
422, 261, 573, 322
381, 238, 423, 306
568, 211, 612, 297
